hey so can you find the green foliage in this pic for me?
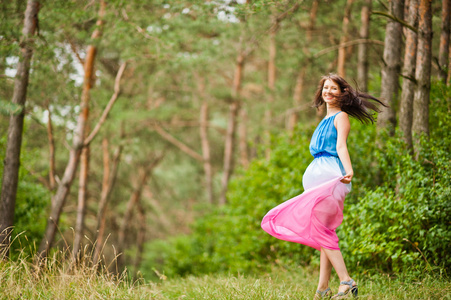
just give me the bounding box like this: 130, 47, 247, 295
340, 82, 451, 273
0, 131, 49, 259
146, 82, 451, 277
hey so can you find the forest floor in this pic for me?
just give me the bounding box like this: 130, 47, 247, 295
1, 258, 450, 300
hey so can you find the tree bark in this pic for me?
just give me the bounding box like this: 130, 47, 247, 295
265, 15, 278, 160
239, 108, 249, 169
37, 0, 106, 261
133, 199, 146, 277
0, 0, 39, 258
337, 0, 354, 78
358, 0, 372, 92
288, 1, 317, 132
399, 0, 419, 149
46, 107, 56, 191
287, 66, 306, 132
412, 0, 432, 148
377, 0, 404, 134
72, 141, 89, 262
306, 0, 319, 42
438, 0, 450, 82
219, 52, 244, 205
117, 157, 161, 271
92, 138, 122, 266
199, 101, 214, 204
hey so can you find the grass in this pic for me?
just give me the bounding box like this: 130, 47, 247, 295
0, 253, 450, 299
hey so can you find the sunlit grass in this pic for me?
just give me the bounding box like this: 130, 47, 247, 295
0, 251, 450, 299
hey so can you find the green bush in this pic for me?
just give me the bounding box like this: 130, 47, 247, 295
0, 134, 49, 259
145, 81, 451, 278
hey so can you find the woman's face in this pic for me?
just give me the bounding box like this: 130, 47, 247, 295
322, 79, 341, 106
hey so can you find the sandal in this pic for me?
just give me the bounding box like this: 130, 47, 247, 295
331, 279, 358, 299
313, 287, 332, 299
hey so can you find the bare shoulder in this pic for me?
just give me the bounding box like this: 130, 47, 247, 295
336, 111, 349, 120
335, 111, 350, 130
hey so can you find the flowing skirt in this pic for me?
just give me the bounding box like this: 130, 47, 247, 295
261, 156, 351, 251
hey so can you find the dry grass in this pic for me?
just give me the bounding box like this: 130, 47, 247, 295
0, 249, 450, 299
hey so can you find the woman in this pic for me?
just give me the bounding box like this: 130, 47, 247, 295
261, 74, 385, 299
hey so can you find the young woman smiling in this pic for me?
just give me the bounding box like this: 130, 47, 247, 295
262, 74, 385, 299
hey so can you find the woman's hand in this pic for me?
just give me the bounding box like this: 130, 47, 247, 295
340, 172, 353, 184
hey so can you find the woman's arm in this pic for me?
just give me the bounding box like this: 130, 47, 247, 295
335, 112, 353, 184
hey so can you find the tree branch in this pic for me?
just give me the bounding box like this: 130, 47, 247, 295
314, 39, 384, 58
152, 123, 203, 162
84, 62, 127, 146
372, 11, 418, 33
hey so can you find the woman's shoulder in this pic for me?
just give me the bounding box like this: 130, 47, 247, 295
334, 111, 350, 128
336, 111, 349, 119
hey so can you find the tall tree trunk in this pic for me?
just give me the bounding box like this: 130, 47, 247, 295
219, 53, 244, 205
377, 0, 405, 134
37, 0, 106, 261
239, 108, 249, 168
92, 138, 122, 266
287, 66, 306, 132
133, 199, 146, 278
265, 15, 278, 159
198, 76, 214, 204
358, 0, 372, 92
448, 47, 451, 86
0, 0, 39, 258
306, 0, 319, 41
288, 1, 317, 132
399, 0, 419, 149
46, 107, 56, 191
117, 159, 159, 271
337, 0, 354, 77
438, 0, 450, 82
72, 142, 90, 262
412, 0, 432, 149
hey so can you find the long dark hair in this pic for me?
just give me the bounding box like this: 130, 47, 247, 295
313, 74, 386, 124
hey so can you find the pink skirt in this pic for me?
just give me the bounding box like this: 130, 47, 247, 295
261, 156, 351, 251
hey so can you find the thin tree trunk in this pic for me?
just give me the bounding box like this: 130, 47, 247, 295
197, 75, 214, 204
72, 141, 89, 262
239, 108, 249, 168
378, 0, 405, 134
448, 46, 451, 86
265, 15, 278, 159
288, 1, 317, 132
199, 101, 214, 204
46, 107, 56, 191
133, 199, 146, 277
219, 52, 244, 205
0, 0, 39, 258
439, 0, 450, 82
412, 0, 432, 149
37, 0, 106, 261
399, 0, 419, 149
92, 138, 122, 266
117, 158, 160, 271
337, 0, 354, 78
306, 0, 319, 41
288, 66, 306, 132
358, 0, 372, 92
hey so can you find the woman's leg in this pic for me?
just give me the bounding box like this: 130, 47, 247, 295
322, 248, 356, 293
317, 248, 333, 290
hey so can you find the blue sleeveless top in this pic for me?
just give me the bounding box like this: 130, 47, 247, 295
309, 111, 342, 158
